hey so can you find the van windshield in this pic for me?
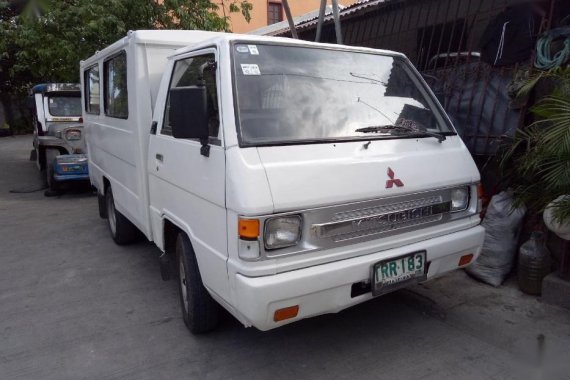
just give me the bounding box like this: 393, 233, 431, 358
232, 43, 454, 146
47, 95, 82, 117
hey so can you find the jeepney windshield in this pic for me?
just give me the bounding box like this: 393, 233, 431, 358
47, 95, 82, 117
232, 43, 454, 146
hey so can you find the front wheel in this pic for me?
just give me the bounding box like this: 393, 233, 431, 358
176, 233, 219, 334
44, 149, 60, 196
105, 186, 139, 245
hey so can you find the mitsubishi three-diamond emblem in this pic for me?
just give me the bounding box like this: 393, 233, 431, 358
385, 167, 404, 188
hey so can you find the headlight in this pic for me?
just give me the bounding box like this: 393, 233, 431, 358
65, 128, 82, 141
264, 215, 302, 250
450, 187, 469, 212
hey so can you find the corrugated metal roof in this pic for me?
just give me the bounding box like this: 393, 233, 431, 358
271, 0, 395, 36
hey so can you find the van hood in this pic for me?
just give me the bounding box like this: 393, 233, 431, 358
256, 136, 479, 213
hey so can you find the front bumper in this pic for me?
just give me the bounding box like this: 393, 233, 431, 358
233, 225, 484, 331
53, 154, 89, 182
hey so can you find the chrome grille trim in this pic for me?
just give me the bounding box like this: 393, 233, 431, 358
330, 196, 443, 222
313, 197, 451, 242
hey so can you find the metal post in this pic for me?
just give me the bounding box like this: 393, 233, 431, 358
331, 0, 343, 44
315, 0, 328, 42
281, 0, 299, 39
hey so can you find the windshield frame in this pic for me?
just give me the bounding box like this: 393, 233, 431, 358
230, 40, 457, 148
45, 92, 82, 118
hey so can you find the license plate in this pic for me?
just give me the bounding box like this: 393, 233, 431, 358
371, 251, 427, 296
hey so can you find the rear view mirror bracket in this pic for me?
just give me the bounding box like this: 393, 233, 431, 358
200, 138, 210, 157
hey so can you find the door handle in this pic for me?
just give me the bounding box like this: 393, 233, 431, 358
156, 153, 163, 162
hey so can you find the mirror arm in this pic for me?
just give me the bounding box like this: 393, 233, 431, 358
200, 138, 210, 157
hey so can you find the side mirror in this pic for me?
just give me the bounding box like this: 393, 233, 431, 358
169, 86, 209, 141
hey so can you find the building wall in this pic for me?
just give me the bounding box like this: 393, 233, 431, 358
217, 0, 358, 34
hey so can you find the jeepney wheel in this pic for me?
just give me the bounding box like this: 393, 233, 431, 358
46, 162, 59, 193
44, 149, 61, 196
176, 232, 219, 334
105, 186, 139, 245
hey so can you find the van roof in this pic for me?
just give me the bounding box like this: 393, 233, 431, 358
172, 32, 405, 59
80, 30, 405, 68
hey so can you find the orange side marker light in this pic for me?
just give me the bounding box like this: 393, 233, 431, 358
274, 305, 299, 322
239, 218, 260, 239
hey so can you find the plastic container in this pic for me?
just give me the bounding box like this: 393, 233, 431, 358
518, 232, 552, 295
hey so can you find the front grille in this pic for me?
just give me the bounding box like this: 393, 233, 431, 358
313, 196, 451, 242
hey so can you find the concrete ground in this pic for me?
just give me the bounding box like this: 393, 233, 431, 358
1, 135, 569, 380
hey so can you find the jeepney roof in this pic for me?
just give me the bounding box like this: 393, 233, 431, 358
30, 83, 81, 95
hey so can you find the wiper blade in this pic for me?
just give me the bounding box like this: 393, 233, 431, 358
355, 125, 446, 143
354, 125, 397, 133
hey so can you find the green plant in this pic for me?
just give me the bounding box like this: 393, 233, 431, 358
502, 68, 570, 223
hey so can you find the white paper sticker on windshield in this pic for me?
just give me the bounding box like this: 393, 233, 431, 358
248, 45, 259, 55
241, 64, 261, 76
236, 45, 249, 53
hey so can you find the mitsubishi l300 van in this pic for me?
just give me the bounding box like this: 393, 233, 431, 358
81, 31, 485, 333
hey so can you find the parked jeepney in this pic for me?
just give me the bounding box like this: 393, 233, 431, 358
29, 83, 89, 194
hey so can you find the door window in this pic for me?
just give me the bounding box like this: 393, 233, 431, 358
162, 53, 219, 140
84, 64, 100, 114
104, 51, 128, 119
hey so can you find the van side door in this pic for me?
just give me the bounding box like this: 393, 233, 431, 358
147, 48, 228, 300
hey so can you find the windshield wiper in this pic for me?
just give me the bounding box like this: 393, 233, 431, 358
350, 72, 387, 86
355, 125, 446, 143
355, 125, 397, 133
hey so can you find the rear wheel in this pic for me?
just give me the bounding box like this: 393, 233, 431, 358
105, 186, 139, 245
176, 232, 219, 334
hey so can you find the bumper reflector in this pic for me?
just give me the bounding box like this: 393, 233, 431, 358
458, 254, 474, 267
274, 305, 299, 322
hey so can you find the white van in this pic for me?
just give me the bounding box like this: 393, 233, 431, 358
81, 30, 485, 333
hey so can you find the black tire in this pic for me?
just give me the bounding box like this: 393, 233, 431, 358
46, 162, 59, 192
105, 186, 139, 245
44, 149, 60, 196
176, 233, 219, 334
98, 192, 108, 219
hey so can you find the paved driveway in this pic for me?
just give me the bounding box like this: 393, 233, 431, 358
1, 135, 569, 380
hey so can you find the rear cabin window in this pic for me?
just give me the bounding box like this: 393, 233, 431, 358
104, 51, 128, 119
162, 53, 219, 139
84, 65, 100, 114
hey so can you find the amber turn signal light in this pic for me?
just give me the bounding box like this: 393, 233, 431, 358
458, 254, 474, 267
274, 305, 299, 322
239, 218, 260, 239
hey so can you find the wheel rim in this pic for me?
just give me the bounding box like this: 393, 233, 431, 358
107, 193, 117, 236
179, 257, 189, 313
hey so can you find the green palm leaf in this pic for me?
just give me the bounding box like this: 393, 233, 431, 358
501, 67, 570, 223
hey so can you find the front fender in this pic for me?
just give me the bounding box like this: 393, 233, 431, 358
37, 136, 70, 154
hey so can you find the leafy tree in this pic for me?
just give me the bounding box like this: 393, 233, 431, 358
0, 0, 251, 132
